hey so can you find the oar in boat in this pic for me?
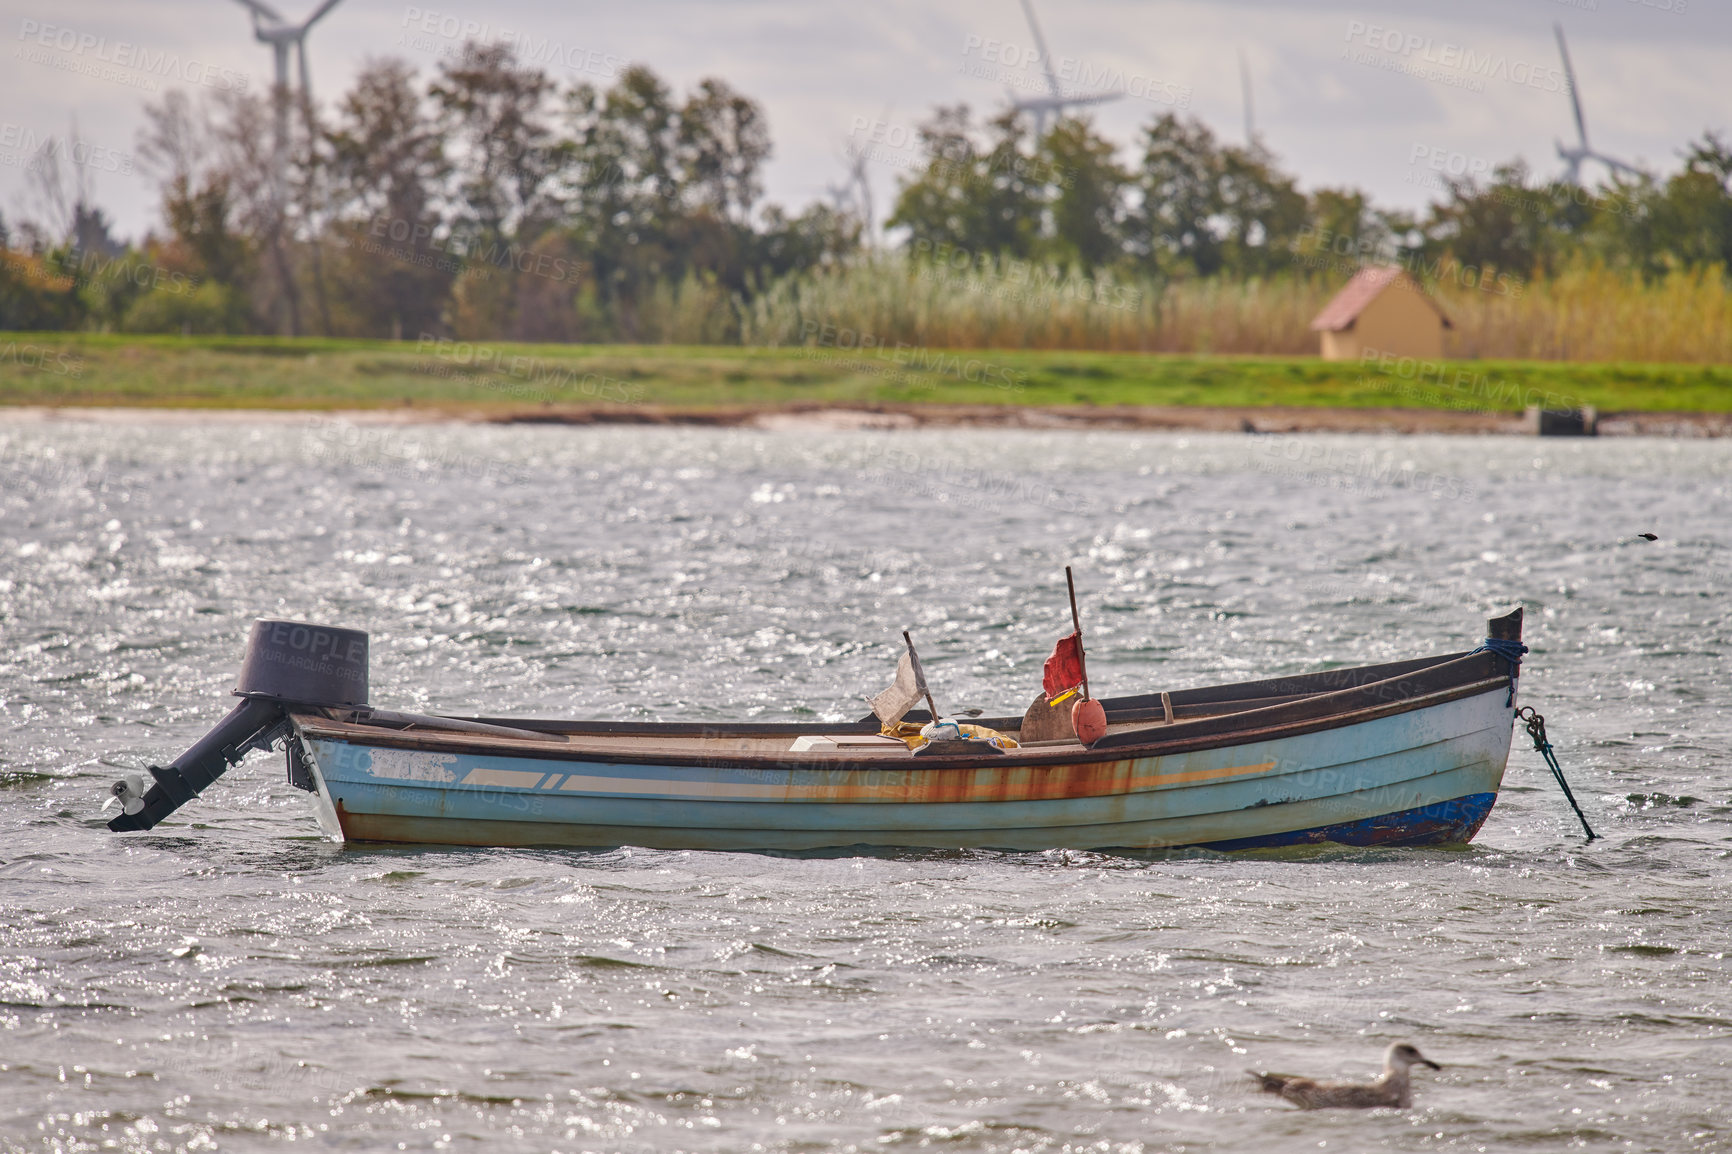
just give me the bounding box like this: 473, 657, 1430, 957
902, 630, 942, 723
867, 630, 942, 729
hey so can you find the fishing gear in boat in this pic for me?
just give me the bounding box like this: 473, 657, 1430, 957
868, 632, 1017, 754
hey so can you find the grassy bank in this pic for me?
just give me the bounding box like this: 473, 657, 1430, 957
2, 332, 1730, 414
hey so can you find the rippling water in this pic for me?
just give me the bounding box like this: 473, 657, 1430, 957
2, 415, 1729, 1153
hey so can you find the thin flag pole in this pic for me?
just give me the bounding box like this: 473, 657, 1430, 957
1065, 565, 1089, 701
903, 630, 942, 722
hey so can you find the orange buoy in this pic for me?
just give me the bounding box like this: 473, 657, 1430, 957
1071, 697, 1107, 746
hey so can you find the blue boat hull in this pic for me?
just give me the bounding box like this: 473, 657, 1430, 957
1200, 792, 1497, 851
295, 685, 1514, 853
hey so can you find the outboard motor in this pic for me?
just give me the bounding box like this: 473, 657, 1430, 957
108, 619, 368, 832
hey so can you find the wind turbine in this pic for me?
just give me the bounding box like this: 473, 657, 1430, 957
1552, 23, 1640, 185
232, 0, 343, 337
1008, 0, 1122, 139
1238, 48, 1257, 148
232, 0, 345, 207
831, 102, 894, 239
829, 141, 876, 237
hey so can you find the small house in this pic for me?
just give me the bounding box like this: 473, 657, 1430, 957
1309, 267, 1452, 361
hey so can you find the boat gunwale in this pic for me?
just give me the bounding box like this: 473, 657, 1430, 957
290, 651, 1514, 773
466, 650, 1477, 737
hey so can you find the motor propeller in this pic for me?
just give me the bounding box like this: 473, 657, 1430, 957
102, 772, 146, 816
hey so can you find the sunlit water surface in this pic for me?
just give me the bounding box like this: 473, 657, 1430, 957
2, 418, 1729, 1153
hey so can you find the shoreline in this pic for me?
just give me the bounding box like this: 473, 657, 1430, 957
12, 338, 1731, 421
4, 402, 1731, 436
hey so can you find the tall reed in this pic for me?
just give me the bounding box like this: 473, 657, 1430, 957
738, 256, 1732, 362
1436, 262, 1732, 362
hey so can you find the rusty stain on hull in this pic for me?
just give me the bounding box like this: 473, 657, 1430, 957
533, 758, 1281, 804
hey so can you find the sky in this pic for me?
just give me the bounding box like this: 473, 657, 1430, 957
2, 0, 1726, 244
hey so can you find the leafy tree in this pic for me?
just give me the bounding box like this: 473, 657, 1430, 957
133, 91, 259, 331
1125, 116, 1310, 278
678, 79, 771, 223
1041, 118, 1128, 271
1127, 113, 1225, 276
1650, 132, 1732, 270
0, 246, 81, 330
887, 105, 1045, 262
552, 64, 783, 338
563, 65, 686, 307
1214, 142, 1306, 276
431, 42, 560, 242
754, 203, 860, 279
1421, 162, 1545, 278
1305, 187, 1390, 263
324, 58, 453, 338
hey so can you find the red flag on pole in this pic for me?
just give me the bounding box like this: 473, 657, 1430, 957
1042, 631, 1086, 705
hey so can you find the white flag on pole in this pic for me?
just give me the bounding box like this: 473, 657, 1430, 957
868, 649, 927, 727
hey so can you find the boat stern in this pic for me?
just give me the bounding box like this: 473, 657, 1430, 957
286, 724, 347, 843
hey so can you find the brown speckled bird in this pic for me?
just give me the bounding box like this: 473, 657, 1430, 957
1248, 1042, 1441, 1109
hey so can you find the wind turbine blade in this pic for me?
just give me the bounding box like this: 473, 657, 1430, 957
1239, 48, 1255, 145
1016, 0, 1064, 102
298, 39, 313, 112
300, 0, 343, 32
233, 0, 285, 24
1553, 23, 1589, 150
1593, 152, 1642, 179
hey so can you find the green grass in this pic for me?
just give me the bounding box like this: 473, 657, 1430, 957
2, 332, 1730, 413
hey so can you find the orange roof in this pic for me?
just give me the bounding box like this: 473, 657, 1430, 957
1309, 266, 1452, 332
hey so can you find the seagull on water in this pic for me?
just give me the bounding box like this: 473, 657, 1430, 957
1248, 1042, 1442, 1109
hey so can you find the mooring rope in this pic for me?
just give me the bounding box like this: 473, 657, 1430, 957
1472, 637, 1529, 706
1516, 705, 1598, 841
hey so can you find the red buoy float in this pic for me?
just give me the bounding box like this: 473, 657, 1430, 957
1071, 697, 1107, 746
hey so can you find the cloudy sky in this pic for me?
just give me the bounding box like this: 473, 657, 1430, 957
3, 0, 1726, 243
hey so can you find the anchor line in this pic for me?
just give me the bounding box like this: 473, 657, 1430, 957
1516, 705, 1597, 842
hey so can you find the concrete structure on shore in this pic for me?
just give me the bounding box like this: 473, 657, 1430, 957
1310, 267, 1452, 361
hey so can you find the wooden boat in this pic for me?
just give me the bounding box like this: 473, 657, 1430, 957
107, 610, 1529, 853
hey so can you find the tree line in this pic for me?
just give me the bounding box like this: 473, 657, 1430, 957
888, 105, 1731, 292
1, 40, 1728, 341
